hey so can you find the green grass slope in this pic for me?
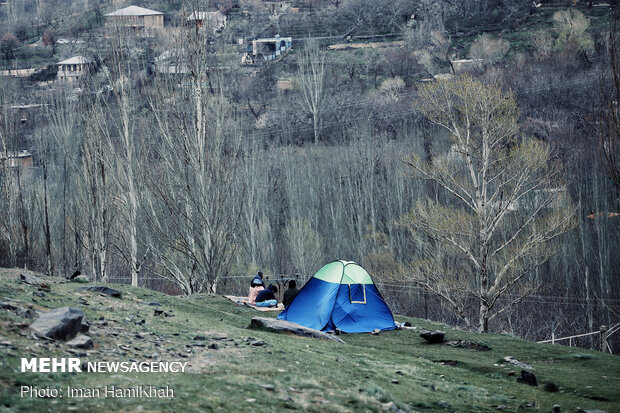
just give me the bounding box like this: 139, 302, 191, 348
0, 267, 618, 412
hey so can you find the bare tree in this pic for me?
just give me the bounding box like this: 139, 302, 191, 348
145, 15, 245, 294
79, 97, 114, 281
552, 9, 593, 57
403, 75, 575, 332
530, 30, 554, 58
297, 41, 326, 144
601, 12, 620, 190
0, 78, 18, 267
284, 218, 323, 275
47, 90, 78, 275
469, 33, 510, 66
379, 76, 405, 100
95, 32, 145, 286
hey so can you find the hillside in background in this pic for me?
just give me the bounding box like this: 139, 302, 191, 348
0, 267, 618, 412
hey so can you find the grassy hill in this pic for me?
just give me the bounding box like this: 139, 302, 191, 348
0, 267, 618, 413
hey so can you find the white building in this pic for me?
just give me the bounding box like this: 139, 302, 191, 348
187, 11, 227, 34
57, 56, 92, 82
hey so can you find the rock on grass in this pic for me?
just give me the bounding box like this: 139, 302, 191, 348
75, 286, 121, 298
249, 317, 344, 343
30, 307, 85, 341
516, 370, 537, 386
20, 273, 43, 286
67, 335, 93, 349
420, 330, 445, 343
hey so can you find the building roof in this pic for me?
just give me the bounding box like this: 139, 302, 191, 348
0, 150, 32, 159
251, 36, 292, 43
105, 6, 163, 17
58, 56, 92, 65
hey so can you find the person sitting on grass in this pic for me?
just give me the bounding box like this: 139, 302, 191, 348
251, 271, 264, 286
282, 280, 299, 307
248, 274, 265, 304
255, 284, 278, 307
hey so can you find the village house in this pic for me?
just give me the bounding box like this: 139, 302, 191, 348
104, 6, 164, 37
242, 35, 292, 65
263, 1, 290, 14
187, 11, 227, 34
0, 150, 33, 169
450, 58, 483, 73
57, 56, 93, 82
154, 50, 188, 74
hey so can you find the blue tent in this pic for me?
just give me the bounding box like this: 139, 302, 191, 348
278, 260, 396, 333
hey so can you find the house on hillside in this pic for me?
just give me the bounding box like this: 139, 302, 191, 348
154, 49, 188, 74
450, 58, 483, 73
0, 150, 33, 169
104, 5, 164, 37
187, 11, 227, 34
241, 35, 292, 65
264, 1, 291, 14
57, 56, 93, 82
9, 104, 45, 126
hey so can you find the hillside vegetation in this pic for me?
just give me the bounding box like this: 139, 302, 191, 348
0, 268, 618, 412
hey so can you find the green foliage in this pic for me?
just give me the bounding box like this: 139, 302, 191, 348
552, 9, 594, 55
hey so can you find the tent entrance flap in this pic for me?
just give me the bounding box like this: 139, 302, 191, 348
348, 283, 366, 304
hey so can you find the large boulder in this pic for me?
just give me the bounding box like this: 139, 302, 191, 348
250, 317, 345, 343
517, 370, 538, 387
75, 286, 121, 298
30, 307, 85, 341
20, 273, 43, 286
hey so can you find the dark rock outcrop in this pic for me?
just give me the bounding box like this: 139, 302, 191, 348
445, 340, 491, 351
1, 302, 18, 311
517, 370, 538, 386
67, 335, 93, 349
75, 286, 121, 298
80, 319, 90, 333
249, 317, 345, 343
420, 330, 445, 344
543, 382, 559, 393
30, 307, 85, 341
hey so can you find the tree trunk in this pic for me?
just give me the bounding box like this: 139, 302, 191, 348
43, 159, 54, 276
